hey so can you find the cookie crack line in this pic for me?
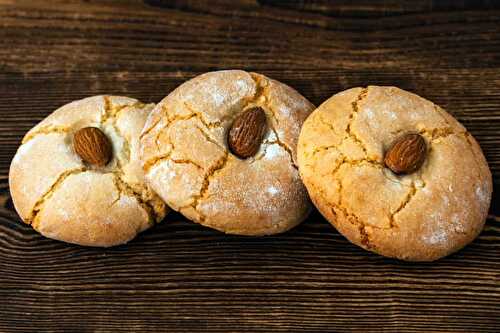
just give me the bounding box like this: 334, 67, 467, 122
140, 115, 162, 141
336, 174, 376, 249
102, 96, 132, 164
332, 154, 425, 229
432, 104, 456, 129
102, 97, 164, 222
27, 168, 87, 228
181, 102, 231, 129
194, 124, 226, 151
22, 125, 71, 144
249, 73, 298, 168
251, 139, 273, 162
312, 181, 375, 249
345, 88, 369, 156
269, 127, 297, 169
308, 151, 419, 241
21, 97, 145, 146
142, 126, 209, 174
389, 182, 418, 228
418, 127, 467, 142
111, 172, 162, 224
329, 153, 396, 186
180, 153, 230, 223
426, 105, 482, 179
315, 88, 371, 162
143, 103, 232, 221
318, 115, 343, 138
143, 152, 173, 173
144, 103, 228, 172
102, 97, 146, 122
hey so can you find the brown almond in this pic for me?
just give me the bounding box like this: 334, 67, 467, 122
73, 127, 112, 167
228, 107, 267, 159
384, 133, 426, 175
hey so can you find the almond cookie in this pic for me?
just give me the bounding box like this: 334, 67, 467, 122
9, 96, 167, 247
141, 70, 313, 235
298, 86, 492, 261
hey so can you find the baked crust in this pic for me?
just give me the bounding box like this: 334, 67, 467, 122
9, 96, 167, 247
298, 86, 492, 261
141, 70, 314, 235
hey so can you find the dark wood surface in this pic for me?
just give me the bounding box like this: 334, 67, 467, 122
0, 1, 499, 332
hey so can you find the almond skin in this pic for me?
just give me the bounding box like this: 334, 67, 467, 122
228, 107, 267, 159
73, 127, 112, 167
384, 133, 426, 175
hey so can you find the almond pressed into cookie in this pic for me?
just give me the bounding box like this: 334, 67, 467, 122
9, 96, 167, 247
298, 86, 492, 261
141, 70, 314, 235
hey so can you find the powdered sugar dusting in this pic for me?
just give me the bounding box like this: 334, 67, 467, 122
112, 195, 136, 219
423, 228, 447, 245
194, 149, 309, 232
420, 187, 473, 246
279, 104, 291, 117
364, 108, 374, 120
146, 71, 311, 233
421, 187, 432, 196
267, 186, 279, 196
183, 76, 226, 108
181, 72, 256, 115
147, 163, 174, 202
57, 206, 71, 220
235, 79, 250, 92
475, 183, 488, 204
212, 91, 225, 106
156, 166, 176, 183
264, 144, 284, 160
266, 131, 277, 142
200, 200, 237, 215
422, 195, 451, 246
148, 160, 204, 209
451, 213, 465, 233
378, 103, 398, 121
11, 139, 36, 165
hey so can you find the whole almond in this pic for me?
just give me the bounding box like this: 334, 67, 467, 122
73, 127, 112, 167
228, 107, 267, 158
384, 133, 426, 175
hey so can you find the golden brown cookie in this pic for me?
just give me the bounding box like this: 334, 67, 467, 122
9, 96, 167, 247
141, 70, 314, 235
298, 86, 492, 261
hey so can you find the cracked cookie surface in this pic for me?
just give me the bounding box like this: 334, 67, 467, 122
298, 86, 492, 261
141, 70, 314, 235
9, 95, 167, 247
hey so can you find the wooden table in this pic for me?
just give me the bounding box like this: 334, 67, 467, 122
0, 1, 499, 332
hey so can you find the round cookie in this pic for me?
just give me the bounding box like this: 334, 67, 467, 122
9, 96, 167, 247
141, 70, 314, 235
298, 86, 492, 261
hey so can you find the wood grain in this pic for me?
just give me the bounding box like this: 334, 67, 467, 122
0, 1, 499, 332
